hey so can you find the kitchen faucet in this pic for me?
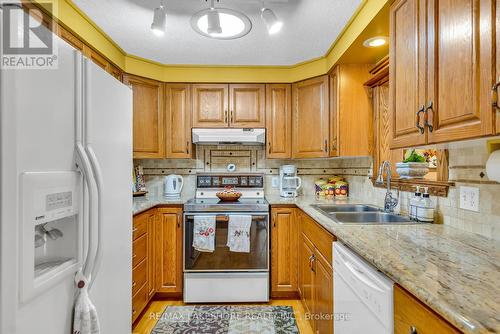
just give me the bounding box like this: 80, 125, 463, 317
376, 161, 399, 213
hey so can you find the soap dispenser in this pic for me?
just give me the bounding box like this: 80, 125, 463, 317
416, 187, 435, 223
409, 186, 422, 220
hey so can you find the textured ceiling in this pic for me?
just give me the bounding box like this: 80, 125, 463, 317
72, 0, 362, 66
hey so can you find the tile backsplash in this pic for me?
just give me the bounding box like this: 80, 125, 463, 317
135, 140, 500, 241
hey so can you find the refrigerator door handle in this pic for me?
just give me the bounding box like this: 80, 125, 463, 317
85, 145, 103, 289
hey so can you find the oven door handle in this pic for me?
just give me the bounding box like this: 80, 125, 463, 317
185, 215, 268, 221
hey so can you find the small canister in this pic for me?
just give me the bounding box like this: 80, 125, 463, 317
334, 181, 349, 198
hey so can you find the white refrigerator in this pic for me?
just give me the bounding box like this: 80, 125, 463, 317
0, 9, 133, 334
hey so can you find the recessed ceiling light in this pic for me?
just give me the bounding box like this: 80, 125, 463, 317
363, 36, 389, 48
151, 1, 167, 36
191, 8, 252, 40
261, 7, 282, 35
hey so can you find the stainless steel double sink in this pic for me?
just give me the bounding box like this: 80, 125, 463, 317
311, 204, 417, 225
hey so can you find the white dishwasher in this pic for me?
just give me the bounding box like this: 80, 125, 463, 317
334, 242, 394, 334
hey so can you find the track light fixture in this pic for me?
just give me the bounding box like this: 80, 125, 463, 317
207, 0, 222, 35
260, 1, 282, 35
151, 0, 167, 36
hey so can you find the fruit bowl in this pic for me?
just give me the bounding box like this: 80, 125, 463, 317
216, 187, 242, 202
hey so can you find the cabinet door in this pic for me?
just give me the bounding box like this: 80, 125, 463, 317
292, 76, 330, 158
313, 252, 333, 334
192, 84, 228, 128
146, 213, 156, 299
266, 84, 292, 158
229, 84, 266, 128
389, 0, 427, 148
271, 208, 298, 297
165, 84, 193, 158
123, 74, 164, 158
394, 285, 461, 334
497, 0, 500, 134
329, 69, 339, 157
426, 0, 494, 143
299, 233, 316, 330
156, 208, 183, 294
83, 45, 109, 71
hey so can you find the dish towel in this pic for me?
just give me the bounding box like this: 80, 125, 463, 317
73, 271, 100, 334
193, 216, 216, 252
227, 215, 252, 253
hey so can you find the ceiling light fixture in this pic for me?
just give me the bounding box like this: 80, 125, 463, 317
151, 0, 167, 36
206, 0, 222, 35
363, 36, 389, 48
260, 2, 282, 35
191, 4, 251, 40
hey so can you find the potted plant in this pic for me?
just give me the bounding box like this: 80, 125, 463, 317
396, 150, 430, 179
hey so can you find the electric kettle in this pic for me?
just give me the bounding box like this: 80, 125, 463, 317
163, 175, 183, 198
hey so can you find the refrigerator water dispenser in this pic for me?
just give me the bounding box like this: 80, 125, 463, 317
19, 172, 82, 303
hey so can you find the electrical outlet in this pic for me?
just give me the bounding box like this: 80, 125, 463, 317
271, 176, 279, 188
459, 186, 480, 212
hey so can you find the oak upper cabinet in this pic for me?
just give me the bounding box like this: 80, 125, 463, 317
156, 207, 183, 295
266, 84, 292, 158
292, 76, 330, 158
389, 0, 427, 148
271, 208, 298, 298
390, 0, 495, 147
123, 74, 164, 159
229, 84, 266, 127
192, 84, 229, 128
426, 0, 494, 143
330, 64, 373, 157
165, 84, 193, 158
394, 285, 462, 334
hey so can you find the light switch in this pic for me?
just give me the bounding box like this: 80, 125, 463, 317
271, 177, 279, 188
459, 186, 480, 212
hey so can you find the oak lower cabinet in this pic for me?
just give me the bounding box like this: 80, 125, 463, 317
123, 74, 164, 159
292, 76, 330, 158
270, 208, 298, 298
330, 64, 373, 157
394, 285, 462, 334
156, 207, 183, 295
390, 0, 495, 148
298, 210, 335, 334
165, 84, 193, 158
132, 210, 157, 323
266, 84, 292, 158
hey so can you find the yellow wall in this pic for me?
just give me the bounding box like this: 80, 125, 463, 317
33, 0, 389, 83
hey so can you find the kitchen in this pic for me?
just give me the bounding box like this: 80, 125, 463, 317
1, 0, 499, 334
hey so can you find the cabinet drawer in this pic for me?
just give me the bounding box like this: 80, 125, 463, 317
133, 213, 148, 241
132, 234, 147, 268
394, 285, 461, 334
132, 282, 148, 323
300, 212, 335, 264
132, 258, 147, 296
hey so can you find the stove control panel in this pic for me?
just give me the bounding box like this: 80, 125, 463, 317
196, 174, 264, 188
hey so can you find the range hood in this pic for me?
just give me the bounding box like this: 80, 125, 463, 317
192, 128, 266, 145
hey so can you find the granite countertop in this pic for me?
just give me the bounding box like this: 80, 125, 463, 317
266, 195, 500, 334
133, 192, 190, 215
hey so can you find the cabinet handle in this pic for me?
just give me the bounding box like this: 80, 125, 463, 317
416, 105, 425, 134
311, 254, 316, 273
132, 227, 138, 233
424, 100, 434, 132
268, 142, 272, 154
224, 110, 228, 123
492, 78, 500, 110
132, 281, 136, 287
324, 140, 328, 152
409, 326, 418, 334
132, 309, 136, 315
273, 214, 277, 228
230, 110, 234, 124
177, 213, 181, 228
186, 141, 189, 153
133, 253, 136, 258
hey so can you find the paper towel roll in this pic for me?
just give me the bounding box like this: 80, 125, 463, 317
486, 150, 500, 182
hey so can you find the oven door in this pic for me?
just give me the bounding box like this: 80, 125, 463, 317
184, 212, 269, 272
